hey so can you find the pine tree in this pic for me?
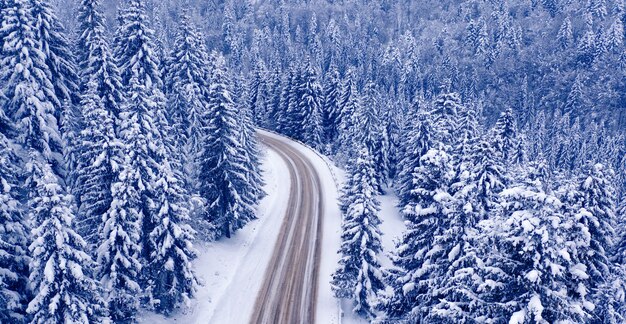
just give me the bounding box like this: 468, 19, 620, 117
246, 60, 271, 127
557, 17, 573, 49
144, 159, 198, 315
0, 0, 63, 165
331, 146, 384, 319
0, 135, 30, 323
164, 11, 212, 185
74, 80, 122, 246
287, 61, 324, 148
396, 113, 433, 207
26, 159, 106, 323
493, 108, 518, 164
321, 65, 342, 148
76, 0, 124, 119
30, 0, 79, 105
496, 161, 590, 323
573, 164, 617, 297
381, 147, 455, 321
96, 153, 142, 322
199, 55, 257, 239
431, 92, 461, 146
238, 101, 266, 204
352, 82, 388, 193
336, 70, 360, 156
113, 0, 177, 268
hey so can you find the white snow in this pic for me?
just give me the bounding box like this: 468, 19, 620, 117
139, 142, 291, 324
138, 130, 406, 324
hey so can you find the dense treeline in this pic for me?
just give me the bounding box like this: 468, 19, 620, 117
0, 0, 263, 322
1, 0, 625, 322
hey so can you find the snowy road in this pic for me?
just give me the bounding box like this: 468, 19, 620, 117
250, 133, 324, 324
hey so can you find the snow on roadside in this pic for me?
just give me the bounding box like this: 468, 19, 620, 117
139, 145, 291, 324
256, 129, 344, 324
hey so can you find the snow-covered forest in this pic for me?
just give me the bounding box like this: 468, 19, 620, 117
1, 0, 625, 323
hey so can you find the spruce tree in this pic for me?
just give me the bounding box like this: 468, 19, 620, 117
381, 147, 455, 321
331, 146, 384, 319
96, 153, 142, 322
321, 65, 342, 148
291, 62, 324, 148
396, 110, 433, 208
164, 10, 212, 180
29, 0, 79, 107
199, 55, 257, 239
76, 0, 124, 119
113, 0, 179, 270
144, 159, 198, 315
573, 163, 618, 307
0, 0, 63, 165
74, 80, 122, 246
493, 108, 518, 163
26, 159, 106, 323
497, 161, 590, 323
352, 82, 387, 193
0, 135, 30, 323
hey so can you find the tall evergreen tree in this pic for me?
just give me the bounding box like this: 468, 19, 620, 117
0, 135, 30, 323
0, 0, 63, 165
74, 80, 122, 246
493, 108, 518, 163
113, 0, 179, 269
164, 10, 212, 182
199, 55, 257, 239
381, 147, 455, 321
144, 158, 198, 315
96, 152, 142, 322
321, 65, 342, 148
285, 61, 324, 148
331, 146, 384, 319
396, 113, 433, 207
26, 159, 106, 323
496, 161, 591, 323
76, 0, 124, 119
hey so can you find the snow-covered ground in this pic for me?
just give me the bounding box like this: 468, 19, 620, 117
139, 131, 405, 324
139, 145, 291, 324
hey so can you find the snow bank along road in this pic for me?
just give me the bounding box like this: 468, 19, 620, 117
250, 133, 324, 324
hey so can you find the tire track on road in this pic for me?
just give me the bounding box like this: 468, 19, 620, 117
250, 134, 324, 324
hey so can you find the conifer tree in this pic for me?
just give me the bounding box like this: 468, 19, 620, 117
0, 135, 30, 323
0, 0, 63, 165
572, 164, 618, 301
76, 0, 124, 119
30, 0, 79, 107
352, 82, 388, 193
321, 66, 342, 148
287, 61, 324, 148
199, 55, 257, 239
74, 80, 122, 246
396, 113, 433, 207
336, 70, 360, 156
381, 147, 455, 321
493, 108, 518, 163
96, 153, 142, 322
331, 146, 384, 319
497, 161, 591, 323
164, 10, 212, 185
113, 0, 179, 268
26, 159, 106, 323
144, 159, 198, 315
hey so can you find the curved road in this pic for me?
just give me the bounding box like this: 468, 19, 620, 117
249, 133, 324, 324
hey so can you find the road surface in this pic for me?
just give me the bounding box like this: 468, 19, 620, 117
249, 133, 324, 324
